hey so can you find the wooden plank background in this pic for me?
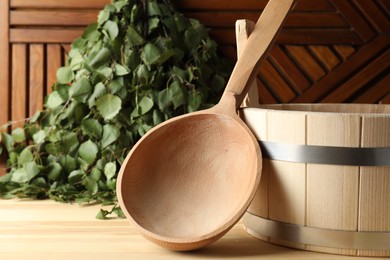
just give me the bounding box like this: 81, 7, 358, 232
0, 0, 389, 174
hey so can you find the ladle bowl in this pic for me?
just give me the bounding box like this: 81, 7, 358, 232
117, 105, 259, 250
117, 0, 296, 251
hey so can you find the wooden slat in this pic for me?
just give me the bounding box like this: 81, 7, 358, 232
269, 45, 310, 93
186, 12, 347, 28
10, 10, 98, 26
352, 0, 390, 33
292, 36, 389, 103
331, 0, 376, 43
0, 0, 10, 126
277, 29, 363, 45
46, 44, 63, 94
211, 29, 363, 46
353, 73, 390, 103
285, 46, 326, 82
306, 113, 360, 255
11, 44, 27, 128
259, 59, 296, 103
380, 93, 390, 104
333, 45, 356, 61
174, 0, 334, 11
257, 79, 278, 104
267, 111, 306, 250
379, 0, 390, 15
10, 0, 109, 9
0, 0, 10, 176
10, 28, 84, 43
308, 46, 340, 71
322, 49, 390, 102
29, 44, 44, 117
358, 116, 390, 257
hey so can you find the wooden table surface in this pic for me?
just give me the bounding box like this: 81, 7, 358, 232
0, 199, 383, 260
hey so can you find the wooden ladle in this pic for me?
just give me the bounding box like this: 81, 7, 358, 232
117, 0, 296, 251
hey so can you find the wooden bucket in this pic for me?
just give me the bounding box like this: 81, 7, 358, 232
240, 104, 390, 257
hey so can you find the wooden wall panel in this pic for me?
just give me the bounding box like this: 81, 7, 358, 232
1, 0, 389, 175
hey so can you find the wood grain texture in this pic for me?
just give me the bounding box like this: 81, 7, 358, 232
29, 44, 44, 117
0, 0, 10, 126
306, 114, 360, 255
11, 44, 27, 128
10, 0, 109, 8
265, 110, 306, 250
358, 116, 390, 257
46, 44, 63, 94
10, 10, 98, 26
10, 28, 84, 43
0, 0, 10, 176
241, 104, 390, 256
0, 199, 381, 260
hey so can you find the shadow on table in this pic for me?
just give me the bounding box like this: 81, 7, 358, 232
178, 235, 291, 258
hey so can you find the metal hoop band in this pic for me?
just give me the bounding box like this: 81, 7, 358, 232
242, 212, 390, 250
259, 141, 390, 166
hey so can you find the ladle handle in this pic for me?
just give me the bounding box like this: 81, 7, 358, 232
222, 0, 297, 109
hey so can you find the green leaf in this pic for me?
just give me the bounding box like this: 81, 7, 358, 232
82, 23, 100, 42
114, 64, 130, 76
157, 88, 172, 112
106, 179, 116, 190
142, 43, 161, 65
152, 109, 163, 125
148, 17, 160, 34
19, 147, 33, 164
96, 67, 113, 78
32, 130, 46, 144
88, 82, 107, 108
11, 168, 28, 183
68, 170, 84, 185
89, 47, 112, 68
11, 128, 26, 143
56, 67, 74, 84
131, 96, 154, 117
212, 74, 226, 92
96, 94, 122, 120
2, 133, 14, 152
173, 14, 190, 32
26, 162, 40, 180
12, 162, 39, 183
188, 89, 203, 112
47, 162, 62, 181
81, 118, 103, 139
112, 206, 125, 218
184, 27, 202, 50
101, 124, 120, 148
104, 162, 116, 180
61, 131, 79, 153
98, 10, 110, 25
126, 26, 144, 46
90, 168, 102, 181
147, 1, 161, 16
60, 155, 77, 174
69, 77, 92, 102
46, 91, 65, 109
84, 176, 98, 194
169, 81, 185, 109
96, 209, 109, 220
79, 140, 98, 164
103, 20, 119, 40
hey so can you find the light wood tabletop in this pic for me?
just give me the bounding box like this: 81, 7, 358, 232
0, 199, 383, 259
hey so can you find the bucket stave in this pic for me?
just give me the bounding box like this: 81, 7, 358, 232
240, 104, 390, 257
